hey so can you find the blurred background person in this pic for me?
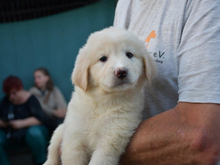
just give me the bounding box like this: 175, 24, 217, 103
30, 67, 67, 134
0, 76, 48, 165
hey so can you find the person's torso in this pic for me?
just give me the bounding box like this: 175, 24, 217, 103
31, 87, 59, 110
114, 0, 189, 119
0, 96, 33, 121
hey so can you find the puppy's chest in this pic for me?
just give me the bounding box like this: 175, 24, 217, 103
86, 106, 121, 132
85, 105, 139, 149
86, 111, 120, 149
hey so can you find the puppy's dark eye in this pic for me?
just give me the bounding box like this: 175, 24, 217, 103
99, 56, 108, 62
126, 52, 133, 59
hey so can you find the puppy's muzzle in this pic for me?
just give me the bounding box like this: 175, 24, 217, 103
115, 68, 127, 79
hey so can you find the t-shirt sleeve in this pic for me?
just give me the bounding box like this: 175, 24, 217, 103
28, 95, 46, 123
177, 0, 220, 104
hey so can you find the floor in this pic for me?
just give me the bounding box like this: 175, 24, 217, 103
10, 153, 34, 165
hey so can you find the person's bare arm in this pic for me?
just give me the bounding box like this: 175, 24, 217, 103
9, 117, 41, 129
120, 102, 220, 165
53, 108, 67, 118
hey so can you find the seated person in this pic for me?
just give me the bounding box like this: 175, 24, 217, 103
0, 76, 48, 165
29, 67, 67, 134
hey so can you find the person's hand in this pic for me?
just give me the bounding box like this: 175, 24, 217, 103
53, 108, 66, 118
9, 119, 26, 129
0, 119, 9, 128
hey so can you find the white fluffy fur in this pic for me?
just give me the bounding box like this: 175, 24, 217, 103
44, 27, 156, 165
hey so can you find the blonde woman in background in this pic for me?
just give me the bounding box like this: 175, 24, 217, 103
30, 67, 67, 134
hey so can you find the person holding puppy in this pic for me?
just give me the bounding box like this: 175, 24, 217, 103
29, 67, 67, 134
114, 0, 220, 164
0, 76, 48, 165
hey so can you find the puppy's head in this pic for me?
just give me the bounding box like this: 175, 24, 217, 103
72, 27, 156, 92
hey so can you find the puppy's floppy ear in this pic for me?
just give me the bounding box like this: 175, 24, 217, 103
71, 47, 89, 92
142, 49, 157, 83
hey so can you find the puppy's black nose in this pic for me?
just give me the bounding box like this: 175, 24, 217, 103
115, 68, 127, 79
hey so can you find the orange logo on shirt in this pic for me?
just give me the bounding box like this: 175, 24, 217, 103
145, 30, 156, 47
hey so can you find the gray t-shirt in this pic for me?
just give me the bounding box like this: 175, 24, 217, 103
114, 0, 220, 120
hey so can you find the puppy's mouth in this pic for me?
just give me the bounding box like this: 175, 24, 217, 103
113, 78, 131, 87
100, 77, 136, 93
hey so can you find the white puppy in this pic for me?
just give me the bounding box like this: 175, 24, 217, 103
44, 27, 156, 165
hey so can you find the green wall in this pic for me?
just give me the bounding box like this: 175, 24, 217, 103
0, 0, 116, 101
